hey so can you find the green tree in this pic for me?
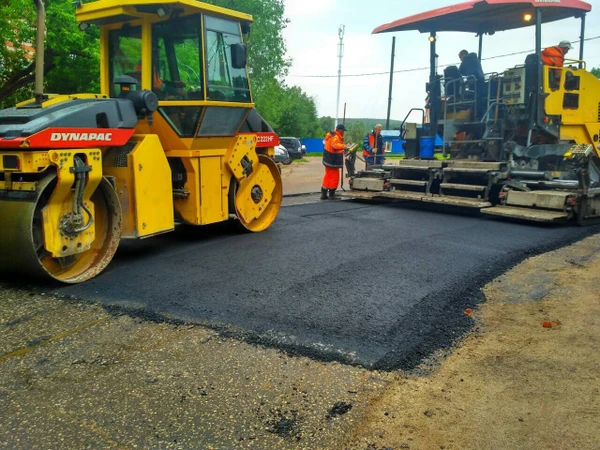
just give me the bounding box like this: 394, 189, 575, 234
319, 116, 334, 135
591, 67, 600, 79
275, 86, 320, 138
0, 0, 100, 108
205, 0, 290, 116
0, 0, 39, 107
347, 121, 367, 149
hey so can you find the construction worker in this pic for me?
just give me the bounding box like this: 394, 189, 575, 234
542, 40, 572, 68
458, 50, 485, 82
363, 124, 385, 166
542, 40, 572, 89
133, 61, 164, 91
133, 58, 185, 95
459, 50, 486, 117
321, 124, 348, 200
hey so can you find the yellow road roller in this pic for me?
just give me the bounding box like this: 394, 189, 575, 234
0, 0, 282, 283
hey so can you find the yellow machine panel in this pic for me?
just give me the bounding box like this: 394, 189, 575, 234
200, 156, 227, 224
103, 134, 175, 238
42, 149, 102, 257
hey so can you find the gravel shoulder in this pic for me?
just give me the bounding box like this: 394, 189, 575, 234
345, 233, 600, 450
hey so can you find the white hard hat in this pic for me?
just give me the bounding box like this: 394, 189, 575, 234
559, 40, 573, 50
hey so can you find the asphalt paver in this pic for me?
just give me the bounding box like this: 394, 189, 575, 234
41, 201, 599, 371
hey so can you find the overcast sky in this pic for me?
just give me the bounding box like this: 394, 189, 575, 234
281, 0, 600, 123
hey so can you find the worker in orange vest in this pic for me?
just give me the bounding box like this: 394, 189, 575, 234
133, 62, 163, 90
542, 41, 572, 89
133, 60, 185, 95
321, 124, 348, 200
363, 124, 385, 166
541, 40, 572, 67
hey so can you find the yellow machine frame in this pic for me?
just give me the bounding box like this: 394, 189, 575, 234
0, 0, 282, 283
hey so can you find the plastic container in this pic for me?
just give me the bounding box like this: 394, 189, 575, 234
419, 136, 435, 159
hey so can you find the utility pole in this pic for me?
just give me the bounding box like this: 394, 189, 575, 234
385, 36, 396, 130
334, 24, 345, 128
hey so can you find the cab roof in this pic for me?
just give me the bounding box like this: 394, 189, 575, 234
372, 0, 591, 35
76, 0, 252, 26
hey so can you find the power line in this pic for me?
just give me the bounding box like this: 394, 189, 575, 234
288, 35, 600, 79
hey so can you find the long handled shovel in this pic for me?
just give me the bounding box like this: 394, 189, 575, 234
340, 103, 347, 192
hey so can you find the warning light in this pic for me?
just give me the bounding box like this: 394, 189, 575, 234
428, 35, 436, 43
524, 13, 533, 22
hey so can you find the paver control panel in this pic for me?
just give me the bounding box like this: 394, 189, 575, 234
503, 67, 527, 105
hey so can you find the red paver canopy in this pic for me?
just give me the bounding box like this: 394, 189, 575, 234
373, 0, 592, 35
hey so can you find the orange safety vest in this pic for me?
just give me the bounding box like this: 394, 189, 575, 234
323, 130, 345, 168
134, 63, 163, 90
363, 132, 384, 157
541, 46, 565, 68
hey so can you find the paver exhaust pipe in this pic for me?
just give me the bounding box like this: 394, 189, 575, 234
34, 0, 45, 105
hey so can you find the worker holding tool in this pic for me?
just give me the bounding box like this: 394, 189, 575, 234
321, 124, 348, 200
363, 124, 385, 166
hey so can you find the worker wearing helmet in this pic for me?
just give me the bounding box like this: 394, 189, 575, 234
363, 124, 385, 166
542, 40, 572, 89
542, 40, 572, 68
321, 124, 348, 200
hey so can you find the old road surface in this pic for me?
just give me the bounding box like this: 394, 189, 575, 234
27, 201, 600, 371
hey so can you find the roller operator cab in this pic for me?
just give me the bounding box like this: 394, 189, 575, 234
0, 0, 283, 283
348, 0, 600, 225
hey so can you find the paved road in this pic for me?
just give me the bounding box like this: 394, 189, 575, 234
50, 201, 598, 370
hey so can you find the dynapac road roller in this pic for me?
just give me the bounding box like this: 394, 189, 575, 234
0, 0, 282, 283
347, 0, 600, 225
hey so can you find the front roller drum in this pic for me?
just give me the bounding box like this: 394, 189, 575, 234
233, 154, 282, 232
0, 174, 122, 283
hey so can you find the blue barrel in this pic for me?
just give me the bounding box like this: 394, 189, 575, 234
419, 136, 435, 159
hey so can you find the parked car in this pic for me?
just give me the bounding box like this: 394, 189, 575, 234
280, 137, 303, 160
274, 144, 292, 165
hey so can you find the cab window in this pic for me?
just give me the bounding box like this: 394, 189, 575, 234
204, 15, 251, 103
152, 15, 204, 100
108, 27, 142, 97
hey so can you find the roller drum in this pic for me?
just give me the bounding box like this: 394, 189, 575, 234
0, 174, 122, 283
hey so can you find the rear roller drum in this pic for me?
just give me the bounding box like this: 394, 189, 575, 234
0, 174, 122, 283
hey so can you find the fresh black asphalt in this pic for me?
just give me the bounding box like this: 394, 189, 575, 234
48, 201, 599, 370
